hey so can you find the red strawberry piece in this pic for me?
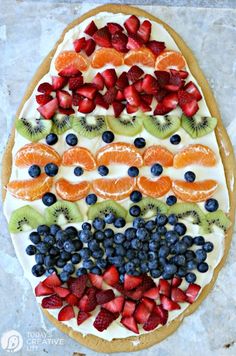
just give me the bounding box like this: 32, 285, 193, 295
103, 296, 124, 313
141, 297, 155, 312
184, 81, 202, 101
42, 294, 63, 309
155, 88, 168, 102
143, 310, 162, 331
181, 99, 199, 117
137, 20, 151, 43
126, 103, 138, 114
56, 90, 72, 109
58, 305, 75, 321
93, 26, 111, 48
43, 273, 61, 288
107, 22, 124, 34
67, 277, 76, 288
116, 72, 129, 90
116, 90, 125, 101
124, 15, 140, 35
171, 287, 187, 303
141, 94, 153, 105
92, 72, 104, 90
112, 32, 128, 53
154, 70, 170, 88
78, 98, 95, 114
178, 89, 194, 106
162, 92, 178, 109
154, 102, 172, 115
77, 84, 97, 100
142, 74, 159, 95
122, 300, 136, 317
103, 265, 119, 286
51, 76, 68, 90
185, 283, 201, 304
165, 73, 182, 91
73, 37, 86, 52
93, 308, 116, 332
127, 65, 144, 83
161, 295, 181, 311
59, 65, 82, 78
143, 287, 160, 300
72, 93, 83, 106
155, 305, 168, 325
103, 87, 118, 105
134, 301, 151, 324
77, 311, 91, 325
35, 282, 53, 297
53, 286, 70, 298
170, 68, 189, 79
65, 293, 79, 306
69, 274, 87, 298
113, 282, 125, 294
36, 94, 53, 106
121, 316, 139, 334
84, 38, 96, 56
96, 289, 115, 305
140, 274, 156, 293
88, 272, 103, 289
127, 35, 144, 50
101, 68, 117, 89
146, 40, 166, 56
113, 101, 125, 117
124, 85, 141, 107
78, 287, 98, 312
172, 277, 182, 288
124, 274, 143, 291
94, 93, 109, 109
140, 101, 152, 113
69, 76, 84, 91
84, 20, 98, 36
38, 82, 53, 95
133, 79, 143, 93
124, 287, 143, 300
159, 279, 171, 297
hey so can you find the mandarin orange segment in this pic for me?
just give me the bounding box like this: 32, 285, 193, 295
143, 145, 174, 167
155, 50, 186, 71
92, 177, 136, 200
91, 48, 124, 68
55, 51, 89, 72
62, 147, 96, 170
137, 176, 172, 198
96, 142, 143, 167
7, 174, 53, 201
173, 144, 217, 168
172, 180, 218, 202
15, 143, 61, 167
55, 178, 90, 202
124, 48, 155, 67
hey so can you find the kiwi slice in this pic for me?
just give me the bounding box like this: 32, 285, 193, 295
16, 117, 52, 142
51, 114, 71, 134
45, 201, 83, 225
88, 201, 127, 220
143, 115, 180, 139
9, 205, 44, 233
71, 115, 107, 138
181, 114, 217, 138
168, 203, 207, 229
127, 197, 168, 221
106, 115, 143, 136
205, 210, 231, 233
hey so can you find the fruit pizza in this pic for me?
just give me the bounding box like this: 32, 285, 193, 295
2, 4, 236, 353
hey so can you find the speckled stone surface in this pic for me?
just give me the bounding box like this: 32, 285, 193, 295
0, 1, 236, 355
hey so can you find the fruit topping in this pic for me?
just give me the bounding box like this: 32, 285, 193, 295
91, 48, 124, 68
103, 296, 125, 313
172, 179, 218, 202
84, 20, 98, 36
143, 145, 174, 167
137, 176, 172, 198
107, 22, 124, 34
143, 115, 181, 139
124, 48, 155, 67
96, 289, 115, 304
178, 90, 199, 117
73, 37, 86, 53
52, 76, 68, 90
137, 20, 151, 43
155, 50, 186, 71
181, 114, 217, 138
184, 81, 202, 101
92, 177, 136, 201
121, 316, 139, 334
55, 51, 88, 72
93, 26, 111, 48
124, 15, 140, 35
42, 295, 63, 309
84, 38, 96, 56
185, 283, 201, 304
58, 305, 75, 321
93, 308, 116, 332
37, 98, 58, 120
103, 265, 119, 286
77, 311, 91, 325
111, 32, 128, 53
146, 40, 166, 56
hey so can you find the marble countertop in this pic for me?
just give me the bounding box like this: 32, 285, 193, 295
0, 1, 236, 355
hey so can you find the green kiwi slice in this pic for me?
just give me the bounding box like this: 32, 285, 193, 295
168, 202, 207, 229
71, 115, 107, 138
205, 210, 231, 233
88, 201, 127, 220
9, 205, 44, 233
181, 114, 217, 138
51, 114, 71, 134
127, 197, 168, 221
143, 115, 180, 139
106, 115, 143, 136
45, 201, 83, 225
16, 117, 52, 142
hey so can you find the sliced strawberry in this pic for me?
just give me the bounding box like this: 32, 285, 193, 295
171, 287, 187, 303
116, 71, 129, 90
69, 274, 87, 298
124, 274, 143, 291
161, 295, 181, 311
159, 279, 171, 297
162, 92, 178, 109
181, 99, 199, 117
165, 73, 182, 91
133, 79, 143, 93
134, 302, 151, 324
101, 68, 117, 89
124, 287, 143, 300
77, 311, 91, 325
65, 293, 79, 306
113, 282, 125, 294
155, 88, 168, 102
95, 93, 109, 109
178, 89, 194, 106
78, 98, 95, 113
107, 22, 124, 34
146, 40, 166, 56
124, 15, 140, 35
112, 101, 125, 117
143, 287, 160, 300
84, 20, 98, 36
84, 38, 96, 56
140, 274, 156, 293
38, 82, 53, 95
142, 74, 159, 95
127, 35, 144, 50
155, 305, 168, 325
184, 81, 202, 101
103, 87, 118, 105
35, 282, 53, 297
72, 93, 83, 106
103, 265, 119, 286
154, 70, 170, 88
172, 277, 182, 288
92, 72, 104, 90
116, 90, 125, 101
36, 94, 53, 106
137, 20, 151, 43
170, 68, 189, 79
51, 76, 68, 90
42, 294, 63, 309
121, 316, 139, 334
88, 272, 103, 289
68, 76, 83, 91
58, 305, 75, 321
143, 310, 162, 331
126, 103, 138, 114
77, 84, 97, 100
96, 289, 115, 305
185, 283, 201, 304
122, 300, 136, 317
73, 37, 86, 52
43, 272, 62, 288
93, 26, 111, 48
111, 32, 128, 53
78, 287, 98, 312
141, 297, 155, 312
140, 101, 152, 112
53, 286, 70, 298
127, 65, 144, 83
103, 296, 124, 313
56, 90, 72, 109
58, 107, 75, 115
124, 85, 141, 106
59, 65, 82, 78
93, 308, 115, 332
141, 94, 153, 105
154, 102, 171, 115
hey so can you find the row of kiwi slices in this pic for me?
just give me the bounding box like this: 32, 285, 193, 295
9, 198, 231, 235
16, 113, 217, 142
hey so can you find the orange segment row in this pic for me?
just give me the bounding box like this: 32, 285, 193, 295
172, 180, 218, 202
15, 143, 61, 167
62, 147, 96, 171
173, 144, 217, 168
143, 145, 174, 167
55, 179, 90, 202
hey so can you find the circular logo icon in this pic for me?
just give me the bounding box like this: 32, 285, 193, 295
1, 330, 23, 353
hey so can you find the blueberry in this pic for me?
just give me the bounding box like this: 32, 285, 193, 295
63, 263, 75, 274
56, 240, 65, 249
88, 240, 100, 252
136, 228, 149, 241
133, 217, 145, 229
174, 241, 188, 254
36, 242, 50, 254
46, 133, 58, 145
166, 195, 177, 206
150, 269, 162, 278
156, 214, 168, 226
197, 262, 209, 273
35, 253, 44, 265
44, 234, 56, 245
32, 264, 45, 277
148, 251, 157, 261
133, 258, 140, 267
90, 266, 102, 275
149, 240, 159, 251
44, 163, 58, 177
82, 222, 92, 231
56, 259, 66, 268
174, 222, 187, 236
151, 232, 161, 242
186, 260, 198, 270
175, 255, 186, 266
165, 231, 179, 244
103, 238, 113, 248
63, 240, 76, 253
134, 137, 146, 148
148, 260, 158, 270
50, 224, 61, 236
94, 231, 105, 241
105, 247, 115, 257
177, 267, 187, 277
114, 233, 125, 244
125, 262, 135, 273
97, 259, 107, 269
102, 130, 115, 143
66, 133, 78, 146
157, 226, 167, 235
92, 249, 104, 259
114, 217, 126, 228
151, 163, 163, 176
79, 248, 91, 259
204, 198, 219, 212
26, 245, 37, 255
140, 262, 149, 273
116, 245, 126, 256
126, 249, 136, 259
138, 251, 148, 260
44, 255, 55, 268
184, 171, 196, 182
162, 272, 173, 280
60, 271, 70, 282
49, 247, 60, 257
123, 241, 131, 249
42, 192, 57, 206
92, 217, 105, 230
29, 231, 41, 244
37, 225, 50, 236
56, 230, 68, 242
203, 241, 214, 253
194, 236, 205, 246
182, 235, 193, 247
104, 228, 114, 239
83, 259, 94, 269
60, 251, 72, 261
129, 205, 141, 217
168, 214, 178, 225
130, 190, 142, 203
128, 166, 139, 177
98, 165, 109, 176
158, 246, 170, 258
104, 213, 116, 224
170, 134, 181, 145
45, 268, 57, 276
74, 166, 84, 176
195, 249, 207, 262
74, 240, 83, 251
76, 268, 87, 276
131, 239, 141, 250
185, 272, 197, 283
145, 220, 156, 231
65, 226, 78, 239
109, 256, 124, 267
185, 250, 196, 261
80, 230, 93, 243
125, 227, 136, 240
28, 165, 41, 178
